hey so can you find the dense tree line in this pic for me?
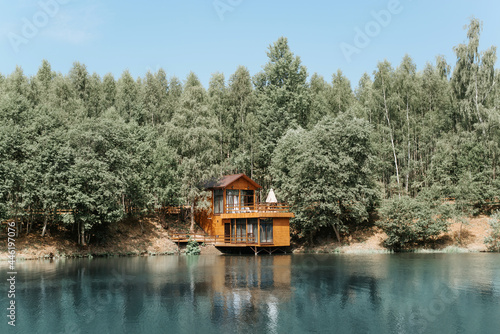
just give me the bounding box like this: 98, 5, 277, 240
0, 18, 498, 245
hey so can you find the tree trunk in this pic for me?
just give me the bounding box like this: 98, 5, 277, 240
250, 127, 254, 179
26, 210, 32, 235
406, 99, 411, 195
474, 73, 486, 136
493, 149, 497, 180
332, 224, 341, 243
382, 82, 400, 196
14, 202, 19, 238
189, 202, 195, 233
77, 221, 81, 245
81, 225, 86, 246
41, 213, 48, 237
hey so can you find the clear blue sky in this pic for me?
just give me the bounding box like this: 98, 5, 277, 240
1, 0, 499, 89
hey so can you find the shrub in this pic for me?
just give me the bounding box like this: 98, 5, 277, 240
377, 196, 450, 251
485, 212, 500, 252
185, 238, 201, 255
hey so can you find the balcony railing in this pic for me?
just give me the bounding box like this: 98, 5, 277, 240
224, 202, 290, 214
170, 233, 269, 245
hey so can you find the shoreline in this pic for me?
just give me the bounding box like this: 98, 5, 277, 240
1, 214, 495, 260
1, 241, 492, 262
0, 246, 492, 262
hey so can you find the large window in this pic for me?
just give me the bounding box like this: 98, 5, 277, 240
231, 219, 246, 243
214, 189, 223, 214
241, 190, 254, 209
229, 218, 258, 244
226, 190, 239, 212
260, 218, 273, 243
247, 218, 258, 243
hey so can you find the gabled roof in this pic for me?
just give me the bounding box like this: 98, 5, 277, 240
203, 173, 262, 190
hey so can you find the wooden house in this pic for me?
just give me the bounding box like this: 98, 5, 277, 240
195, 174, 294, 253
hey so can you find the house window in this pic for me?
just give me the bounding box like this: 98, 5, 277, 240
247, 218, 258, 243
241, 190, 254, 209
226, 190, 239, 212
260, 218, 273, 243
231, 219, 246, 243
214, 189, 223, 214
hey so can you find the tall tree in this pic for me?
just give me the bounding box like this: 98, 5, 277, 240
451, 18, 497, 133
253, 37, 310, 186
373, 60, 401, 196
328, 69, 354, 115
227, 66, 257, 176
395, 55, 418, 195
308, 73, 330, 126
102, 73, 117, 111
169, 72, 218, 232
116, 70, 143, 124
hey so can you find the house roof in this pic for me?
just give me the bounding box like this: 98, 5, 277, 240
203, 173, 262, 190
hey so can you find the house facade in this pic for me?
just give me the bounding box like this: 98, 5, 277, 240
196, 174, 293, 252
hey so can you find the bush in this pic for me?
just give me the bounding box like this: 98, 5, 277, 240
185, 237, 201, 255
377, 196, 450, 251
485, 212, 500, 252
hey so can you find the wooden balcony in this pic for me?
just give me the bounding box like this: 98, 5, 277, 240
221, 203, 294, 219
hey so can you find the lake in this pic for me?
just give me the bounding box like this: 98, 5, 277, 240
1, 253, 499, 334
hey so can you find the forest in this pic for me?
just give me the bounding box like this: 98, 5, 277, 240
1, 18, 499, 249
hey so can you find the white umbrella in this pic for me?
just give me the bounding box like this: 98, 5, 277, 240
266, 188, 277, 203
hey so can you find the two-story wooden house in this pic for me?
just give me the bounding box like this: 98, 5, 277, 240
195, 174, 294, 253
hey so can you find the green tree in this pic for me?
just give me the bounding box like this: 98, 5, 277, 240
86, 73, 103, 117
227, 66, 256, 176
68, 61, 89, 103
355, 72, 375, 122
66, 117, 133, 245
116, 70, 144, 124
373, 60, 402, 196
254, 37, 310, 186
328, 69, 354, 115
377, 196, 451, 251
143, 69, 169, 126
272, 113, 377, 242
102, 73, 117, 111
169, 72, 218, 232
451, 18, 497, 133
485, 211, 500, 251
308, 73, 330, 126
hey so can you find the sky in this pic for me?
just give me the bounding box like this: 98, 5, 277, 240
1, 0, 499, 89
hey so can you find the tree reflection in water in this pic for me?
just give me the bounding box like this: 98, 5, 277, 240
2, 254, 500, 334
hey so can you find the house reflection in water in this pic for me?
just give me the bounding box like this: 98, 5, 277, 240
208, 255, 291, 328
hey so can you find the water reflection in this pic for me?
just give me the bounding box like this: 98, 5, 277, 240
0, 254, 499, 333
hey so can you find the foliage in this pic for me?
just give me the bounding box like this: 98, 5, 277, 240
485, 212, 500, 251
272, 113, 378, 242
377, 196, 451, 251
185, 237, 201, 255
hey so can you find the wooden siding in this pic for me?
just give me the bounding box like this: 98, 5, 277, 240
224, 177, 260, 191
272, 218, 291, 247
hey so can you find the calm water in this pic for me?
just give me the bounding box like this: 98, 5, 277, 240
1, 253, 500, 334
